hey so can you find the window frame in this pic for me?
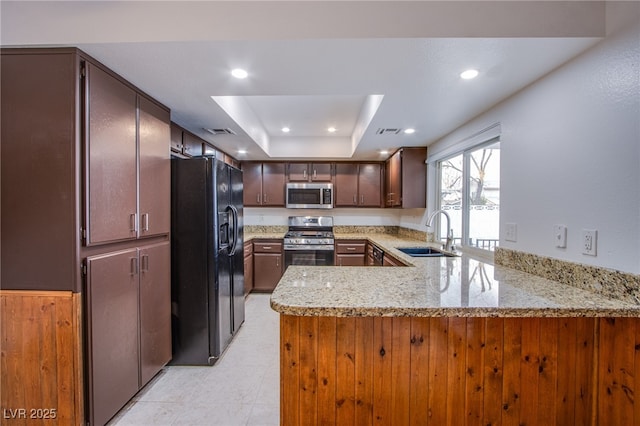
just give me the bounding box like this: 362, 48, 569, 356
435, 137, 500, 252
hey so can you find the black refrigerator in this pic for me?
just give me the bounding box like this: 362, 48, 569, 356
170, 156, 245, 365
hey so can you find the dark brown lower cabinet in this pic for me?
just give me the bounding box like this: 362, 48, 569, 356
383, 253, 406, 266
252, 240, 283, 292
244, 241, 254, 295
336, 254, 366, 266
139, 243, 172, 384
335, 240, 366, 266
253, 253, 283, 291
86, 241, 171, 426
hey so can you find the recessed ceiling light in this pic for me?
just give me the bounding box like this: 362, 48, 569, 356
379, 150, 389, 155
328, 127, 337, 133
281, 127, 290, 133
237, 149, 247, 155
460, 69, 479, 80
404, 128, 416, 134
231, 68, 248, 79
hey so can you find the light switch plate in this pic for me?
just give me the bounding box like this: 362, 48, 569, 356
554, 224, 567, 248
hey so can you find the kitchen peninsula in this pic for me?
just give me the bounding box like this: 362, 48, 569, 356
270, 234, 640, 425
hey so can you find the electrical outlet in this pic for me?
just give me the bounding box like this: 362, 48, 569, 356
505, 223, 517, 242
554, 224, 567, 248
582, 229, 597, 256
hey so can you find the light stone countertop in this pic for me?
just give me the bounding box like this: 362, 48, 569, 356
261, 233, 640, 318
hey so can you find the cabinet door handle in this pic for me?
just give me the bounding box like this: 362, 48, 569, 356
141, 254, 149, 272
141, 213, 149, 232
353, 195, 357, 204
263, 246, 272, 250
264, 193, 268, 203
360, 195, 364, 204
276, 257, 280, 268
313, 169, 317, 179
303, 169, 307, 179
257, 193, 261, 204
346, 247, 356, 251
130, 213, 138, 233
130, 257, 138, 275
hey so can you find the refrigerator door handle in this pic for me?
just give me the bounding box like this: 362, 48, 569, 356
228, 205, 240, 256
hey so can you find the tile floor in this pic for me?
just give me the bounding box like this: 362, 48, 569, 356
108, 293, 280, 426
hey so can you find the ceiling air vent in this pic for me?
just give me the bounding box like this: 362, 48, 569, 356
205, 128, 236, 135
376, 128, 401, 135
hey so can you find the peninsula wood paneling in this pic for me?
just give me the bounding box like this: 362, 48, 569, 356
280, 315, 639, 426
0, 291, 83, 426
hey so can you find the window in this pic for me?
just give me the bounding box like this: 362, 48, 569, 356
437, 140, 500, 251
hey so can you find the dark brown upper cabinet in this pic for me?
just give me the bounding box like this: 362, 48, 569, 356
242, 162, 286, 207
171, 125, 202, 157
384, 147, 427, 208
86, 64, 138, 244
138, 96, 171, 238
170, 123, 183, 153
335, 163, 383, 207
182, 131, 203, 157
86, 63, 170, 245
287, 162, 333, 182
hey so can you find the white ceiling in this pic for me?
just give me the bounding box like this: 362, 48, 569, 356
1, 1, 607, 161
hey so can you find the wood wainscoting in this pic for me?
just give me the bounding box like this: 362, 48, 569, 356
281, 315, 639, 426
1, 291, 83, 425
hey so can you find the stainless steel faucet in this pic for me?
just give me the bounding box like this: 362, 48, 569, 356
426, 209, 454, 251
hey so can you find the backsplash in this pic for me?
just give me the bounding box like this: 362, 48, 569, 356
245, 225, 288, 234
246, 225, 427, 241
333, 225, 397, 234
495, 247, 640, 305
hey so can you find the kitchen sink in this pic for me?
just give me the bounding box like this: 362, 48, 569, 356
395, 247, 455, 257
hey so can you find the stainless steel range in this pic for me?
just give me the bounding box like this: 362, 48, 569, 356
284, 216, 335, 268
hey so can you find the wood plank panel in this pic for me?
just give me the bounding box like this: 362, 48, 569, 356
501, 318, 522, 425
409, 318, 430, 425
391, 318, 411, 425
483, 318, 504, 426
317, 317, 337, 425
427, 317, 448, 424
373, 317, 393, 424
336, 318, 356, 424
298, 316, 318, 425
574, 317, 595, 426
635, 319, 640, 426
556, 318, 578, 425
278, 315, 639, 426
599, 317, 636, 425
355, 317, 374, 425
465, 317, 485, 426
0, 291, 82, 426
281, 315, 300, 425
538, 318, 558, 425
446, 317, 467, 426
519, 317, 540, 425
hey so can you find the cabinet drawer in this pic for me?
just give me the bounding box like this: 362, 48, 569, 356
253, 240, 283, 253
336, 241, 366, 254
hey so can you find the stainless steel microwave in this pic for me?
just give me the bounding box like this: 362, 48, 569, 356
286, 183, 333, 209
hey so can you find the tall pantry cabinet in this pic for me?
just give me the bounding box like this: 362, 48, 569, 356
1, 48, 172, 426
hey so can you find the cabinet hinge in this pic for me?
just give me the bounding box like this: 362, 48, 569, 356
80, 227, 86, 241
80, 64, 86, 79
81, 262, 87, 276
